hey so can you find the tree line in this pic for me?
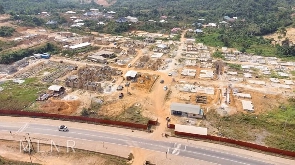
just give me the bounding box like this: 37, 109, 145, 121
0, 43, 59, 64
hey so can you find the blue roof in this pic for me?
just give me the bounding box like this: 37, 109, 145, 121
224, 16, 230, 20
116, 18, 127, 23
84, 12, 93, 16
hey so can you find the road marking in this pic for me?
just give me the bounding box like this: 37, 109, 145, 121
17, 123, 29, 133
16, 124, 275, 165
24, 131, 221, 165
25, 127, 168, 149
20, 128, 268, 165
171, 143, 181, 155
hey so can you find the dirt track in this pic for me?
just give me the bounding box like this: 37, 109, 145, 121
96, 0, 116, 7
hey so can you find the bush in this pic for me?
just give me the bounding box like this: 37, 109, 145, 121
81, 108, 89, 116
212, 51, 225, 59
0, 26, 15, 37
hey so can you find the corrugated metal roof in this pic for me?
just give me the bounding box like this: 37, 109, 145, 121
170, 102, 201, 114
125, 70, 137, 78
48, 85, 63, 91
175, 124, 207, 135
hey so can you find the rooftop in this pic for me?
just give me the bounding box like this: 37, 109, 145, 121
175, 124, 207, 135
69, 42, 91, 49
170, 102, 202, 114
125, 70, 137, 78
48, 85, 64, 92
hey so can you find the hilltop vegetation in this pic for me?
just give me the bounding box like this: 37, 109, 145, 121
0, 0, 100, 14
112, 0, 294, 34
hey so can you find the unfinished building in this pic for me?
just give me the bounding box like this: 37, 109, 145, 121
65, 66, 123, 92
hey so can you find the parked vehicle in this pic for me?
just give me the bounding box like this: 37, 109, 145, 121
117, 85, 123, 90
125, 82, 130, 87
163, 86, 168, 91
160, 80, 164, 83
119, 93, 124, 99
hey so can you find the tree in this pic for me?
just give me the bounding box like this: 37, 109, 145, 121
0, 5, 5, 14
0, 26, 15, 37
212, 51, 225, 59
277, 27, 287, 38
81, 108, 89, 116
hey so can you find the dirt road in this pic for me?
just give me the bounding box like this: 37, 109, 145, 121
96, 0, 116, 7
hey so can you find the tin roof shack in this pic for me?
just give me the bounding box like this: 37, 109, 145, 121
69, 42, 91, 50
48, 85, 65, 97
124, 70, 138, 81
170, 103, 204, 119
87, 55, 107, 63
96, 50, 115, 58
87, 50, 115, 63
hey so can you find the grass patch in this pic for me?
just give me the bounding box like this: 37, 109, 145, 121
110, 104, 150, 124
0, 155, 40, 165
269, 70, 286, 79
245, 44, 277, 56
227, 63, 241, 71
206, 103, 295, 151
0, 78, 48, 110
212, 51, 225, 60
290, 70, 295, 76
195, 32, 224, 47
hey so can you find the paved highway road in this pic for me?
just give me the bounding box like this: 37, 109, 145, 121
0, 121, 276, 165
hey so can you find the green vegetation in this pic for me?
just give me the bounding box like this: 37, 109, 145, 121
0, 26, 15, 37
61, 46, 99, 57
206, 102, 295, 151
112, 0, 293, 34
0, 4, 4, 14
0, 43, 59, 64
290, 70, 295, 76
109, 104, 150, 124
227, 63, 241, 71
81, 108, 90, 116
212, 51, 224, 59
11, 14, 45, 27
0, 155, 41, 165
0, 78, 48, 110
196, 32, 224, 47
0, 41, 17, 52
270, 70, 284, 79
0, 0, 100, 15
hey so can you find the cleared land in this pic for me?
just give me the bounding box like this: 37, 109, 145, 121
0, 140, 130, 165
0, 78, 48, 110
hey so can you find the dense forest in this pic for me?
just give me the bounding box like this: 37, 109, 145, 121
0, 0, 100, 14
111, 0, 295, 35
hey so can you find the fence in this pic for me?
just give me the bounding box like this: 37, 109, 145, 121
174, 131, 295, 157
0, 110, 148, 130
148, 119, 158, 125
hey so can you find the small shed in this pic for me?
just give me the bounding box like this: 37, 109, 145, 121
48, 85, 65, 93
170, 103, 204, 119
125, 70, 137, 80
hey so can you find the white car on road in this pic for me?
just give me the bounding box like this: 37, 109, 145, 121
58, 125, 69, 132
